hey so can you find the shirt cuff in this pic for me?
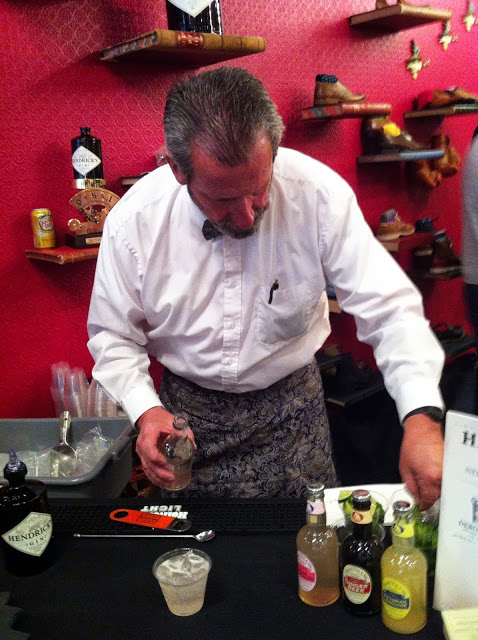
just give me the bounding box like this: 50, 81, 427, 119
392, 379, 444, 424
121, 385, 164, 425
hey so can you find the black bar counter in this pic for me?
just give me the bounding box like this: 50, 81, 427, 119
0, 498, 445, 639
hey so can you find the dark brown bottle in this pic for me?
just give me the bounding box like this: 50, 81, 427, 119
340, 489, 384, 615
0, 450, 54, 576
166, 0, 223, 34
71, 126, 104, 181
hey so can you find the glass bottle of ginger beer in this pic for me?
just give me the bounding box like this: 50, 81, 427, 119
297, 482, 340, 606
381, 500, 427, 634
341, 489, 384, 615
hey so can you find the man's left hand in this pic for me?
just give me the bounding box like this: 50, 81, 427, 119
399, 413, 444, 511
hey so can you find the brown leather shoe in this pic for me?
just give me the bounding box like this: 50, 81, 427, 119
314, 74, 365, 106
375, 209, 415, 241
429, 232, 461, 275
412, 159, 442, 189
361, 117, 426, 154
431, 134, 461, 177
429, 87, 478, 108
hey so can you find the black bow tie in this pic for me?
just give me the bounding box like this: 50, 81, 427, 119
202, 220, 223, 240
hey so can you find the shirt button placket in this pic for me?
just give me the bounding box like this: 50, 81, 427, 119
222, 238, 242, 388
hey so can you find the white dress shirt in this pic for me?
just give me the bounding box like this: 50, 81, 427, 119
87, 147, 444, 425
462, 135, 478, 285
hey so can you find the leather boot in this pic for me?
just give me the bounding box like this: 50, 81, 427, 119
412, 159, 442, 189
314, 74, 365, 106
361, 117, 426, 154
431, 134, 461, 177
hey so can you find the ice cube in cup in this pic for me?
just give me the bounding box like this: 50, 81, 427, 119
153, 548, 212, 616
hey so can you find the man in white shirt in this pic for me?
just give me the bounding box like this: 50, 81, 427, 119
88, 67, 445, 508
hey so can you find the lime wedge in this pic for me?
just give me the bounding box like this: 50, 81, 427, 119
338, 490, 352, 504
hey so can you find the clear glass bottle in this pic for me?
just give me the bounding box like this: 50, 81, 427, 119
166, 0, 223, 34
381, 500, 427, 634
160, 413, 194, 491
341, 489, 384, 615
0, 450, 54, 576
297, 482, 340, 606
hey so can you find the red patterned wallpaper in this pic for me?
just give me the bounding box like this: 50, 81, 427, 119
1, 0, 477, 417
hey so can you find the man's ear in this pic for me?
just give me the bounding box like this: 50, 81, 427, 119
167, 154, 188, 186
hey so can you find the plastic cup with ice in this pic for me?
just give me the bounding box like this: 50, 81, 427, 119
153, 548, 212, 616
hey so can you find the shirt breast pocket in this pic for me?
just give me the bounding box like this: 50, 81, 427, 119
256, 279, 321, 345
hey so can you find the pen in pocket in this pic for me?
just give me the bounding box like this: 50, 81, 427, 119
268, 279, 279, 304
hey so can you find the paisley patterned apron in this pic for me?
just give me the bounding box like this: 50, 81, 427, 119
159, 358, 338, 498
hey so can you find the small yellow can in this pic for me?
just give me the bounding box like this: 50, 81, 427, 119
31, 208, 56, 248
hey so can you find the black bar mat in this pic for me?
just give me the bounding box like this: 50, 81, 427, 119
50, 498, 306, 535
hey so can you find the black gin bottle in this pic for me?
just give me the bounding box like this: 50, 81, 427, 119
166, 0, 223, 34
71, 126, 104, 183
0, 450, 54, 575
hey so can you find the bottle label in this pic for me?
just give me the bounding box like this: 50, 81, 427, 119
306, 500, 325, 515
297, 551, 316, 591
168, 0, 214, 18
392, 522, 414, 538
351, 509, 373, 524
2, 512, 52, 557
382, 578, 411, 619
343, 564, 372, 604
72, 145, 101, 177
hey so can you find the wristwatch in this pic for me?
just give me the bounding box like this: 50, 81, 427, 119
403, 406, 444, 424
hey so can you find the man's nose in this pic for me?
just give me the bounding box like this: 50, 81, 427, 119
230, 197, 256, 229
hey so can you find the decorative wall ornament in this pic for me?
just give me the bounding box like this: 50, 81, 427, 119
406, 40, 430, 79
439, 20, 458, 50
463, 2, 477, 31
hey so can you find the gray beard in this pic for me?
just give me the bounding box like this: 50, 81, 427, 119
188, 185, 268, 239
215, 205, 267, 239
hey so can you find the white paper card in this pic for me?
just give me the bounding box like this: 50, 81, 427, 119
434, 410, 478, 610
442, 608, 478, 640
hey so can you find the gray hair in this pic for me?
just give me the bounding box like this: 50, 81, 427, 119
163, 67, 284, 179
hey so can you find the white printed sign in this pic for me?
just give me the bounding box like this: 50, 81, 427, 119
434, 410, 478, 610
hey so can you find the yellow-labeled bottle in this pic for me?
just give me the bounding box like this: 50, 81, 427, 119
297, 482, 340, 606
381, 500, 427, 634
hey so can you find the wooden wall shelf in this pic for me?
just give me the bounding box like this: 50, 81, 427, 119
357, 149, 444, 164
379, 232, 434, 253
26, 246, 99, 265
100, 29, 266, 68
349, 5, 452, 32
300, 103, 391, 121
408, 269, 461, 281
404, 105, 478, 119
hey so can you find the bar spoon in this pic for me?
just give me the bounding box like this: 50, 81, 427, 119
74, 530, 216, 541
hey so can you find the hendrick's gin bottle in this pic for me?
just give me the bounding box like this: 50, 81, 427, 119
71, 126, 104, 187
166, 0, 223, 34
0, 450, 54, 575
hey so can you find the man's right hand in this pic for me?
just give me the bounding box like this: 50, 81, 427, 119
135, 406, 196, 487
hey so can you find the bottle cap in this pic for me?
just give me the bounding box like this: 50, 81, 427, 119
392, 500, 413, 515
352, 489, 371, 508
306, 482, 325, 493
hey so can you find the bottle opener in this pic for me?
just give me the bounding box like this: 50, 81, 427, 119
109, 509, 191, 532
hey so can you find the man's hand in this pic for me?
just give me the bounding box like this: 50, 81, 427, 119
399, 413, 444, 511
135, 406, 196, 487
